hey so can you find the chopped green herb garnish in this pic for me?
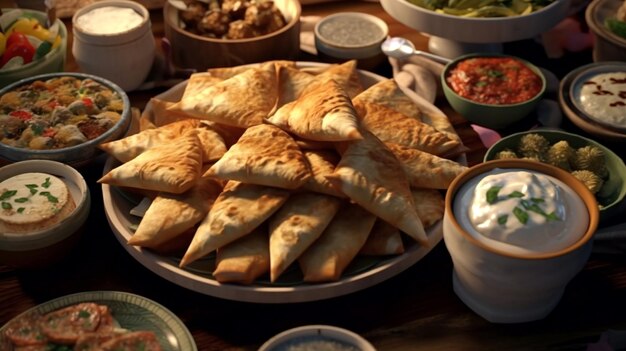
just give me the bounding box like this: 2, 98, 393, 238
497, 214, 508, 225
486, 186, 502, 204
531, 197, 544, 203
17, 207, 25, 213
39, 191, 58, 203
545, 211, 561, 221
513, 207, 528, 224
30, 123, 44, 136
2, 202, 12, 210
0, 190, 17, 200
508, 191, 524, 198
14, 197, 29, 203
78, 310, 91, 319
475, 81, 488, 87
25, 184, 39, 195
520, 200, 562, 221
41, 177, 51, 188
487, 69, 504, 78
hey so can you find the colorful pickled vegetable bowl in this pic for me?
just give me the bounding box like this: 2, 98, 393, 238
0, 9, 67, 88
0, 73, 131, 166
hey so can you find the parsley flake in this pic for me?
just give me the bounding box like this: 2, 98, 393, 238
508, 191, 524, 198
39, 191, 58, 203
17, 207, 25, 213
513, 207, 528, 224
41, 178, 51, 189
2, 202, 12, 210
486, 186, 502, 204
25, 184, 39, 195
0, 190, 17, 200
14, 198, 29, 203
497, 214, 508, 225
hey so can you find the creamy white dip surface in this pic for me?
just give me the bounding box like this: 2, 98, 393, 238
579, 72, 626, 128
76, 6, 144, 35
453, 169, 589, 254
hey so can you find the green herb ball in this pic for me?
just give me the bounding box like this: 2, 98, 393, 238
546, 140, 576, 171
573, 145, 608, 178
572, 170, 605, 194
517, 133, 549, 160
495, 149, 518, 160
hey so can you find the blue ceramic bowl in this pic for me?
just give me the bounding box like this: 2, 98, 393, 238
0, 72, 131, 167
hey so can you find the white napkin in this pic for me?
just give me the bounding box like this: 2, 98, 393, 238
300, 16, 321, 55
389, 56, 445, 104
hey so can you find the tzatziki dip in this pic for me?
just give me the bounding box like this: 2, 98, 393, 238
453, 169, 589, 254
75, 6, 144, 35
579, 72, 626, 129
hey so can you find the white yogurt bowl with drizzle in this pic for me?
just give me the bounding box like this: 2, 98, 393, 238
443, 159, 599, 323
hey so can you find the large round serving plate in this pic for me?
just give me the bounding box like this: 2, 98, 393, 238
102, 62, 458, 303
0, 291, 197, 351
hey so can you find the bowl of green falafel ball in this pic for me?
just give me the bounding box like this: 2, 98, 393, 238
484, 129, 626, 224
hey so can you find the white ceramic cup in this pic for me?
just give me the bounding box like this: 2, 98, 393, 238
72, 0, 155, 91
443, 160, 599, 323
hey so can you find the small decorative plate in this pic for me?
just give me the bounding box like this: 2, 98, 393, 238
559, 63, 626, 142
0, 291, 196, 351
569, 62, 626, 133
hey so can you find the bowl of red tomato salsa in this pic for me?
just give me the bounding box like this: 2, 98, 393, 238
0, 72, 131, 167
442, 54, 546, 129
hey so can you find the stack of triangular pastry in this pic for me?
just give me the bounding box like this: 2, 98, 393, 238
98, 60, 468, 285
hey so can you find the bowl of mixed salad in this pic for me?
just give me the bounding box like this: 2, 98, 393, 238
0, 72, 131, 167
0, 8, 67, 88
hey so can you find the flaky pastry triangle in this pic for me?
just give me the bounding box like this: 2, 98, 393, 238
98, 131, 203, 194
266, 79, 362, 141
325, 131, 428, 245
204, 124, 312, 189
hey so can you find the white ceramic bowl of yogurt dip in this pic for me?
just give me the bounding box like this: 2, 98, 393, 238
443, 159, 599, 323
72, 0, 155, 91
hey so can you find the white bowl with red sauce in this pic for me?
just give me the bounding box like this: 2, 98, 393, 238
442, 54, 546, 129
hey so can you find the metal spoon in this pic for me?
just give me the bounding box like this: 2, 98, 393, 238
381, 37, 451, 65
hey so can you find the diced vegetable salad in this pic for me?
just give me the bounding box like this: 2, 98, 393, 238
0, 10, 62, 71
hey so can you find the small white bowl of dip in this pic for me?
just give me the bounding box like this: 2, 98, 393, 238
569, 62, 626, 133
443, 159, 599, 323
0, 160, 90, 269
259, 325, 376, 351
314, 12, 388, 70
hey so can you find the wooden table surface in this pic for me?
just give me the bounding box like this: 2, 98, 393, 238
2, 1, 626, 350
